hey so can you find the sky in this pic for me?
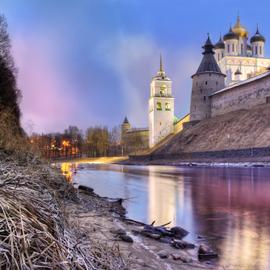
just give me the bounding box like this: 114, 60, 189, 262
0, 0, 269, 134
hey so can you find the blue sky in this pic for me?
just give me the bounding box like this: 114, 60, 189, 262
0, 0, 269, 133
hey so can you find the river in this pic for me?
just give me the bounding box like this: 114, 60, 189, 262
61, 162, 270, 270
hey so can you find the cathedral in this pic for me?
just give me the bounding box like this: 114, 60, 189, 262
122, 16, 270, 152
215, 16, 270, 85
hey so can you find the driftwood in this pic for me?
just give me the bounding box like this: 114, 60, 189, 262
125, 218, 195, 251
125, 218, 218, 260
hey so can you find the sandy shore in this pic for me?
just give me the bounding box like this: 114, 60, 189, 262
65, 183, 216, 270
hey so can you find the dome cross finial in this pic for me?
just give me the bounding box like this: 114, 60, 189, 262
237, 11, 240, 24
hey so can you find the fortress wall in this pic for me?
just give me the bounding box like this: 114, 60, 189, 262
122, 129, 149, 153
211, 74, 270, 117
173, 114, 190, 134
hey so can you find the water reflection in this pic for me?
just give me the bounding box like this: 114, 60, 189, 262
63, 164, 270, 269
148, 167, 177, 226
60, 162, 78, 182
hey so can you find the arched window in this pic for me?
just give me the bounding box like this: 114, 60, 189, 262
157, 102, 162, 111
260, 46, 262, 55
241, 44, 243, 55
227, 44, 230, 53
160, 85, 166, 96
165, 102, 171, 111
255, 46, 258, 55
232, 43, 235, 52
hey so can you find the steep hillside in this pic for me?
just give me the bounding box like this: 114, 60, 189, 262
153, 103, 270, 155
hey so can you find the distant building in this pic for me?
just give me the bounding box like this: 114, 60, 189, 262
215, 16, 270, 85
148, 56, 175, 148
121, 56, 189, 152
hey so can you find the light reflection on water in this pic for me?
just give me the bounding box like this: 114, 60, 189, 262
60, 162, 78, 182
61, 163, 270, 270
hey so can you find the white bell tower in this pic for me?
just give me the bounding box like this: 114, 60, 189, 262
149, 55, 174, 148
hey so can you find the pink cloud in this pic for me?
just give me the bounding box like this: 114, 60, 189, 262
12, 34, 78, 134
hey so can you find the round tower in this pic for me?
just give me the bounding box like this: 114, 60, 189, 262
190, 35, 226, 122
121, 117, 131, 144
251, 26, 265, 58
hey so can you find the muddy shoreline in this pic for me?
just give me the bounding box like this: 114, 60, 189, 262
64, 164, 220, 270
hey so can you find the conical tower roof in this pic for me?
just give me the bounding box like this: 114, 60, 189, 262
123, 117, 129, 124
192, 35, 225, 77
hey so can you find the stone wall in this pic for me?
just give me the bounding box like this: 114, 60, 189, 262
122, 128, 149, 154
211, 72, 270, 117
130, 146, 270, 161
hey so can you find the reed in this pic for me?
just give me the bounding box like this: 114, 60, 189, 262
0, 153, 126, 269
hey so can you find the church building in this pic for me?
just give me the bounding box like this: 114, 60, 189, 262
122, 15, 270, 153
148, 56, 175, 148
190, 17, 270, 122
121, 56, 189, 152
215, 16, 270, 85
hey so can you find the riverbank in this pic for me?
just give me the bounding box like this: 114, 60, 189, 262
0, 152, 125, 269
53, 156, 128, 164
58, 155, 270, 168
120, 156, 270, 167
63, 171, 217, 270
0, 151, 217, 269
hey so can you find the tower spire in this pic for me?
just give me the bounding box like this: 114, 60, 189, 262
160, 54, 163, 72
237, 11, 240, 25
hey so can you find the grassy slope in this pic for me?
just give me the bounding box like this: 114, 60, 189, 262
153, 103, 270, 155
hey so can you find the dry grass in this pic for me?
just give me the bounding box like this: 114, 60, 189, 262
0, 153, 126, 269
0, 109, 39, 164
0, 111, 127, 269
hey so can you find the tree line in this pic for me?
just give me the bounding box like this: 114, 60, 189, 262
30, 125, 123, 159
0, 14, 146, 158
0, 15, 22, 147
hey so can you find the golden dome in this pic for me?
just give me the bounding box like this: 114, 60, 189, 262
232, 16, 248, 38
